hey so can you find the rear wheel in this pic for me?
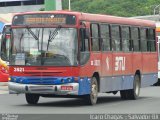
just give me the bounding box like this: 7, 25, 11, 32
85, 77, 98, 105
25, 94, 40, 104
120, 74, 140, 100
120, 90, 128, 100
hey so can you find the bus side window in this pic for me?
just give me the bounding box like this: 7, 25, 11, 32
80, 28, 90, 65
111, 25, 121, 51
121, 26, 130, 52
131, 27, 140, 52
91, 24, 100, 51
148, 28, 156, 52
100, 24, 110, 51
140, 28, 147, 52
80, 28, 89, 52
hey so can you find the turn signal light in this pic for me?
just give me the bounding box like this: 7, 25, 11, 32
8, 77, 11, 81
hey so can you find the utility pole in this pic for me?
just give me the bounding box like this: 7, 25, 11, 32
69, 0, 71, 10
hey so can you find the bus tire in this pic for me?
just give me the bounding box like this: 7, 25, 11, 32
120, 90, 129, 100
25, 94, 40, 104
129, 74, 141, 99
120, 74, 140, 100
85, 77, 98, 105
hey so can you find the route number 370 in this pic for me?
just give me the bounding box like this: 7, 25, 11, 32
14, 67, 25, 72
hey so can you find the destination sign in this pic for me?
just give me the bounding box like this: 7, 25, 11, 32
12, 14, 76, 25
25, 18, 66, 24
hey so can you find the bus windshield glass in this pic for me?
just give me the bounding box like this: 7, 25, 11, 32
10, 27, 78, 66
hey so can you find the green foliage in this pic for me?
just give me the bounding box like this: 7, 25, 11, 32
62, 0, 160, 17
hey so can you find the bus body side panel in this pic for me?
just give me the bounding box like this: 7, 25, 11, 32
100, 52, 134, 92
141, 73, 157, 87
101, 52, 113, 78
99, 52, 157, 93
100, 76, 134, 92
132, 53, 142, 74
79, 52, 102, 77
141, 52, 158, 87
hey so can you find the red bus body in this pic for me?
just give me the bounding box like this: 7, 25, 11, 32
8, 11, 158, 104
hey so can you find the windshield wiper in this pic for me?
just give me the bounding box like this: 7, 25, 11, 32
25, 26, 40, 50
26, 26, 39, 40
47, 25, 61, 51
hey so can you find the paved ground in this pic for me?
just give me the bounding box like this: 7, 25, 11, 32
0, 86, 160, 114
0, 85, 8, 94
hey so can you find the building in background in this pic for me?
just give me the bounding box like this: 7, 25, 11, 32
0, 0, 62, 31
0, 0, 44, 14
0, 0, 62, 14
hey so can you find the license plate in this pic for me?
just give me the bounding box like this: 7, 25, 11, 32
61, 86, 73, 91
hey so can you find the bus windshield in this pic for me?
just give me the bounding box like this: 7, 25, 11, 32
10, 27, 78, 66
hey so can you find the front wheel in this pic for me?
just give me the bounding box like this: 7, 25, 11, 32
85, 77, 98, 105
25, 94, 40, 104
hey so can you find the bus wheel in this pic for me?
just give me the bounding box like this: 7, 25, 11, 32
25, 94, 40, 104
120, 74, 140, 100
85, 77, 98, 105
131, 74, 141, 99
120, 90, 128, 100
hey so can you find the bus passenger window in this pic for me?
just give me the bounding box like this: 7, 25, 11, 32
148, 29, 156, 52
121, 26, 130, 52
80, 28, 89, 52
91, 24, 100, 51
100, 24, 110, 51
131, 27, 140, 52
140, 28, 147, 52
111, 25, 121, 51
80, 28, 90, 65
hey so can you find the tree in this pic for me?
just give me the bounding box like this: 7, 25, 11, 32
62, 0, 160, 17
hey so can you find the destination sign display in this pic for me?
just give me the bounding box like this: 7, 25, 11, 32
12, 14, 76, 25
25, 17, 66, 24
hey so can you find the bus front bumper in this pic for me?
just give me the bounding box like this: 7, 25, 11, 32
8, 82, 79, 95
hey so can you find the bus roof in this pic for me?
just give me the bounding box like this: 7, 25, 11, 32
13, 10, 155, 28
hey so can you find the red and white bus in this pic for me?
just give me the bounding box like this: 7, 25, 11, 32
8, 11, 158, 105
